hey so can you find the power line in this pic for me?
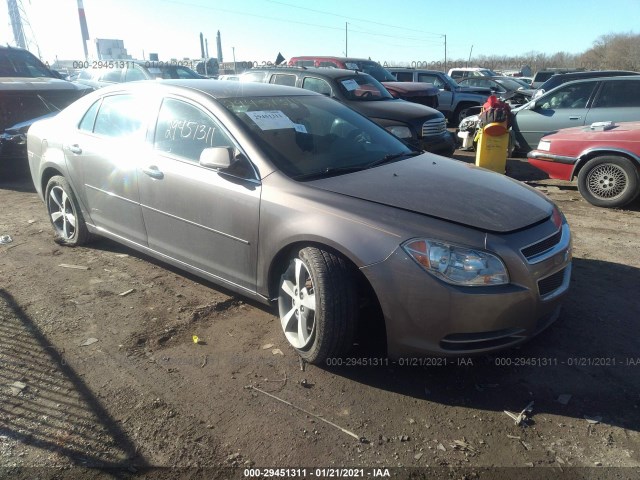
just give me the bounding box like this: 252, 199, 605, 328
265, 0, 444, 38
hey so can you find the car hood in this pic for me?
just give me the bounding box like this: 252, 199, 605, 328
348, 98, 442, 121
381, 81, 438, 97
0, 76, 91, 92
307, 155, 553, 233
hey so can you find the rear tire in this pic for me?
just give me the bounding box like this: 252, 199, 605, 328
577, 156, 640, 208
45, 175, 90, 246
278, 246, 358, 364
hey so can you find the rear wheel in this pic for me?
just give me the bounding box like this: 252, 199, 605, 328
577, 156, 640, 208
45, 175, 90, 246
278, 246, 357, 364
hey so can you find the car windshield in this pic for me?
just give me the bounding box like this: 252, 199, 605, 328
494, 77, 527, 90
0, 48, 56, 78
353, 61, 397, 82
335, 75, 393, 101
220, 95, 414, 179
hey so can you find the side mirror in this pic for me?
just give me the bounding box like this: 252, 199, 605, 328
199, 147, 233, 169
442, 84, 451, 91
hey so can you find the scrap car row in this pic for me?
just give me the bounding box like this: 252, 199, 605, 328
2, 45, 639, 363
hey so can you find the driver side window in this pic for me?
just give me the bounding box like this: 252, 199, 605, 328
540, 81, 596, 110
154, 98, 234, 163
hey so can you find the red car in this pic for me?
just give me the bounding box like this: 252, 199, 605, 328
528, 121, 640, 208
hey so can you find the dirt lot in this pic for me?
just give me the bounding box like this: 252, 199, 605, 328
1, 152, 639, 479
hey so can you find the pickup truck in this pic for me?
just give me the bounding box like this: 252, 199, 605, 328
388, 68, 491, 125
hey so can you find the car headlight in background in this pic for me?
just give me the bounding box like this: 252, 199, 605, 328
537, 140, 551, 151
403, 239, 509, 286
385, 125, 412, 138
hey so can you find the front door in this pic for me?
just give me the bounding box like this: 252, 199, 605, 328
137, 97, 261, 291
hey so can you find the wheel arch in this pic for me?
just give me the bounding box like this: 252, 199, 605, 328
40, 166, 65, 197
266, 239, 388, 353
572, 148, 640, 179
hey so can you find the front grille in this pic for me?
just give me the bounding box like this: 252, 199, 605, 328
538, 268, 566, 297
521, 229, 562, 260
421, 117, 447, 137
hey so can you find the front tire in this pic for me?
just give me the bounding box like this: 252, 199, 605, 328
45, 175, 90, 246
577, 156, 640, 208
278, 247, 357, 364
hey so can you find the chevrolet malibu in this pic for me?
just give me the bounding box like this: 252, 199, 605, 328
28, 80, 572, 364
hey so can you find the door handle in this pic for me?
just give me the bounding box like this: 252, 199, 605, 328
142, 166, 164, 179
569, 116, 582, 120
66, 144, 82, 154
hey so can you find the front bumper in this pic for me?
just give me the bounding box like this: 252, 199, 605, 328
418, 131, 456, 157
361, 219, 572, 358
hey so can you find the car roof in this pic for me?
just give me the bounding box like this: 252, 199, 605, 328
98, 78, 320, 98
246, 67, 372, 79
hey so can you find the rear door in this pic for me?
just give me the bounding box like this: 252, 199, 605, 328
417, 73, 452, 112
64, 93, 155, 245
585, 79, 640, 124
513, 81, 598, 150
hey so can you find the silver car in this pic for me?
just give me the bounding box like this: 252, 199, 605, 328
27, 80, 572, 364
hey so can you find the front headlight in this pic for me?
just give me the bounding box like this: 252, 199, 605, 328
458, 115, 478, 131
385, 125, 412, 138
403, 239, 509, 286
537, 140, 551, 151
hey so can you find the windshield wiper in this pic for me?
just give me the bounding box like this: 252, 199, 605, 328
291, 165, 366, 181
365, 151, 422, 169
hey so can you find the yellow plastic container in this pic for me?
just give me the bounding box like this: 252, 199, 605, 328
475, 122, 509, 174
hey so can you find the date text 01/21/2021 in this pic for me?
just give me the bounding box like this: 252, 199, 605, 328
244, 467, 391, 477
324, 357, 473, 367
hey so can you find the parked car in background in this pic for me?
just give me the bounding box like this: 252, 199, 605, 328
241, 67, 455, 156
27, 80, 572, 363
533, 70, 640, 98
448, 67, 498, 82
458, 76, 535, 106
388, 68, 490, 125
0, 45, 91, 175
528, 121, 640, 208
512, 76, 640, 152
74, 60, 202, 90
288, 56, 439, 108
531, 69, 584, 89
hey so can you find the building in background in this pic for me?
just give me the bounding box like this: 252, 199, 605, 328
94, 38, 131, 60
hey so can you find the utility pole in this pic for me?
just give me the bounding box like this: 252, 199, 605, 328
467, 45, 473, 68
345, 22, 348, 57
444, 34, 447, 72
232, 46, 237, 74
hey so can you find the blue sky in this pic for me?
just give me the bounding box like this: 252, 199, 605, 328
2, 0, 639, 65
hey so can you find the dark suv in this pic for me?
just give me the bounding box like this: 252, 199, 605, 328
0, 46, 92, 175
240, 67, 455, 156
288, 56, 439, 109
534, 70, 640, 97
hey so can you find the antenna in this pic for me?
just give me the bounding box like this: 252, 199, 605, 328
6, 0, 41, 56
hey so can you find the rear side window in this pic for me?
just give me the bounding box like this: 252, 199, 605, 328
394, 72, 413, 82
593, 80, 640, 108
271, 74, 297, 87
93, 95, 148, 138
